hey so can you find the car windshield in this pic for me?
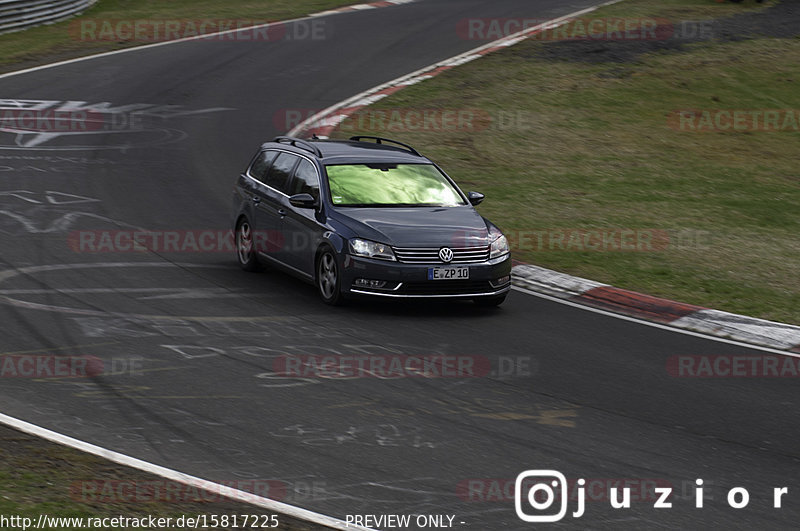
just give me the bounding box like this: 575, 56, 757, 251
325, 163, 466, 207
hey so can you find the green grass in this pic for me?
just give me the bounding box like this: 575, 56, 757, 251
331, 0, 800, 324
0, 0, 368, 73
0, 425, 317, 530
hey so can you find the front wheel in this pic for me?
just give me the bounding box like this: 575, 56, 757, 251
473, 294, 507, 307
236, 219, 259, 272
317, 248, 345, 306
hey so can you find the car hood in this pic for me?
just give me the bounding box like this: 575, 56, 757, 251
334, 206, 490, 248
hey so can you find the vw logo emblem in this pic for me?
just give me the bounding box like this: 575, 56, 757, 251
439, 247, 454, 263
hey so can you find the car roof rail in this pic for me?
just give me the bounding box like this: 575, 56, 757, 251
272, 136, 323, 158
349, 136, 421, 157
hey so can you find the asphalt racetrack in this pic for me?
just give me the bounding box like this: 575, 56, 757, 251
0, 0, 798, 528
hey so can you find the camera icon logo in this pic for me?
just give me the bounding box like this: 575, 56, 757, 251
515, 470, 568, 523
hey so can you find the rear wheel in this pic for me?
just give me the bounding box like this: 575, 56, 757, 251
317, 248, 345, 305
473, 294, 507, 307
236, 218, 259, 272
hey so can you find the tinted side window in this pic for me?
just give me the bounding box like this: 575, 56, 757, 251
263, 153, 298, 194
248, 150, 278, 183
289, 159, 320, 201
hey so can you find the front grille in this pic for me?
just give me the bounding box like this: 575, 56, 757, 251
393, 246, 490, 264
399, 280, 495, 296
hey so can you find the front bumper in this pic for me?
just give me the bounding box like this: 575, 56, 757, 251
342, 253, 512, 298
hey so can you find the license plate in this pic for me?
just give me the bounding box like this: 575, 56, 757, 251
428, 267, 469, 280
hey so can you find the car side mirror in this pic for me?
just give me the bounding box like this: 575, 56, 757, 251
289, 193, 317, 209
467, 191, 484, 206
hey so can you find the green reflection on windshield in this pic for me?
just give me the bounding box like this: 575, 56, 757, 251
326, 164, 465, 206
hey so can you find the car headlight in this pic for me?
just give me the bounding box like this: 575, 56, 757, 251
350, 238, 396, 261
489, 227, 509, 259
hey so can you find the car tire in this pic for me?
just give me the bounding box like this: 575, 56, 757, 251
317, 247, 345, 306
236, 218, 259, 272
473, 294, 506, 307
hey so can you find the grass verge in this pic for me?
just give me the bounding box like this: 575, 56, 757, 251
0, 424, 321, 530
331, 0, 800, 324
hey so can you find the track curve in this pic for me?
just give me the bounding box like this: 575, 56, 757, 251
1, 1, 798, 528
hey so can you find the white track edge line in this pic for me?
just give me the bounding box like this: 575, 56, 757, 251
0, 411, 375, 531
0, 1, 410, 81
511, 285, 800, 358
0, 20, 296, 81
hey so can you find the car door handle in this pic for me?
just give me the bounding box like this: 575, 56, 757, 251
251, 195, 260, 204
278, 209, 287, 217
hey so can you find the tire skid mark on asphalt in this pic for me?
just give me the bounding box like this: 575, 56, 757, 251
0, 340, 118, 357
269, 423, 440, 449
0, 262, 293, 321
326, 396, 578, 427
0, 98, 233, 152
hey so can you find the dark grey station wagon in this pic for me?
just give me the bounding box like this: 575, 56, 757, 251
231, 136, 511, 306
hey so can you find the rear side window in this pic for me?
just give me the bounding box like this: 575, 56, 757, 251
288, 159, 320, 201
263, 152, 299, 194
248, 150, 278, 183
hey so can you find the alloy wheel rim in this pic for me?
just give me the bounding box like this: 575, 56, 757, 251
237, 223, 253, 264
319, 253, 337, 299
